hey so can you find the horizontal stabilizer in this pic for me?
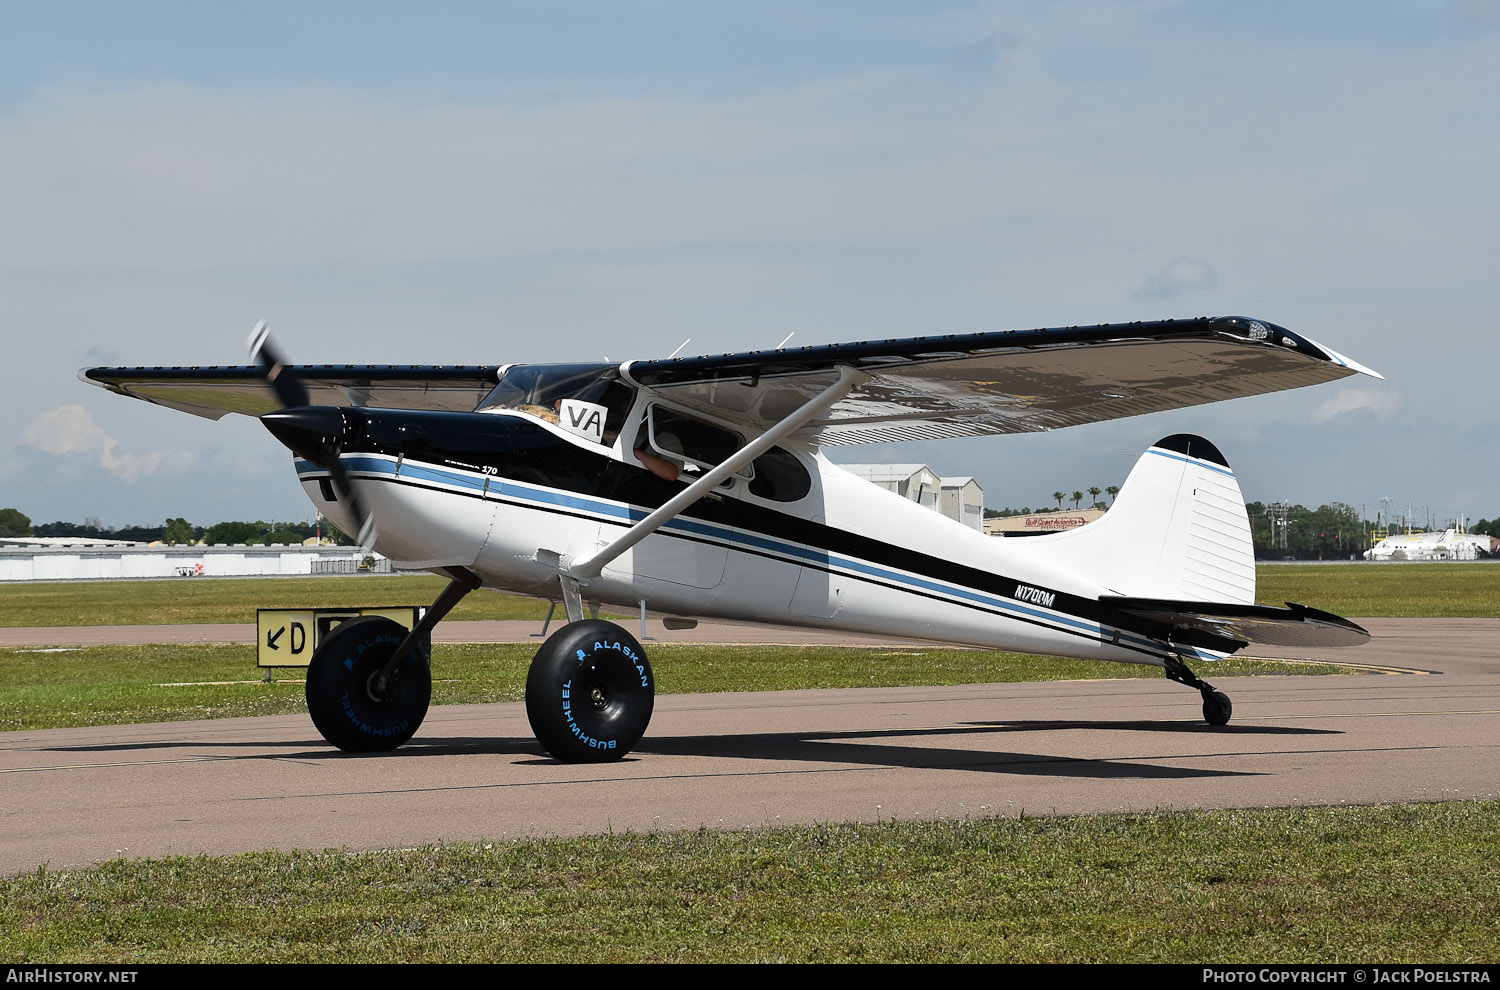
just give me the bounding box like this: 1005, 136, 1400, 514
1102, 596, 1371, 651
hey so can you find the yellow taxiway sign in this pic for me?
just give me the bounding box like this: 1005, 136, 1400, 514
255, 606, 425, 668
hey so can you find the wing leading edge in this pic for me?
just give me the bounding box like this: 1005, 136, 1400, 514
623, 315, 1381, 446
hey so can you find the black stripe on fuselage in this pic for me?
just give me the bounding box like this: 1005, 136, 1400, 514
331, 460, 1186, 660
321, 409, 1206, 658
336, 410, 1244, 656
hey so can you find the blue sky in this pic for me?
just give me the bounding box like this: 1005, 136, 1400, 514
2, 1, 1497, 531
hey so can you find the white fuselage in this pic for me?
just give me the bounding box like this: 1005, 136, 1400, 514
300, 406, 1191, 668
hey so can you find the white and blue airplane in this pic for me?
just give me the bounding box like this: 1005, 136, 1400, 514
85, 315, 1379, 761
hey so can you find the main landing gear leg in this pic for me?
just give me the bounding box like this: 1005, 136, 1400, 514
304, 565, 482, 752
1162, 654, 1233, 727
524, 576, 656, 763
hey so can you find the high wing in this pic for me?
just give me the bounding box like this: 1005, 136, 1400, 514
82, 315, 1379, 440
80, 365, 506, 420
623, 315, 1382, 446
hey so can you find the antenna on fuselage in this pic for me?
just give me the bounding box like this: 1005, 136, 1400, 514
667, 338, 692, 359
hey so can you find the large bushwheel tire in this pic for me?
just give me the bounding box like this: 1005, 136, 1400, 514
525, 619, 654, 762
305, 615, 431, 752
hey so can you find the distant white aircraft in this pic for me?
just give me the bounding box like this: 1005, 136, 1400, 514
86, 315, 1378, 760
1366, 529, 1492, 561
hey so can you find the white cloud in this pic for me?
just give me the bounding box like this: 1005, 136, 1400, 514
1133, 257, 1218, 299
22, 404, 185, 482
1312, 387, 1402, 424
2, 25, 1495, 301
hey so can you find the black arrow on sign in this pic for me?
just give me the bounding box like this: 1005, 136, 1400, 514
267, 627, 284, 650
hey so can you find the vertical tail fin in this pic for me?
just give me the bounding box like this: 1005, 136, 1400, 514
1014, 435, 1255, 603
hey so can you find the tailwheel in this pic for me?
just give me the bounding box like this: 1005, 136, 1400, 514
1163, 654, 1233, 728
1202, 690, 1233, 727
305, 616, 431, 751
526, 619, 654, 762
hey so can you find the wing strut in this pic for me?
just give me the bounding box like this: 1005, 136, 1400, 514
566, 365, 867, 582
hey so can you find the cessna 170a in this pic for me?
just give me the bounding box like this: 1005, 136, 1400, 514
84, 315, 1379, 762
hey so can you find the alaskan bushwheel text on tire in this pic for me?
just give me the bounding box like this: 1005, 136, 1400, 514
305, 615, 431, 752
525, 619, 655, 762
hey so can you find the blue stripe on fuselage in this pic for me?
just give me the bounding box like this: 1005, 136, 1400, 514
295, 456, 1215, 660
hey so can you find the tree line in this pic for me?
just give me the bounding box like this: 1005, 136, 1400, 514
0, 509, 351, 546
1245, 501, 1369, 559
1246, 502, 1499, 559
985, 486, 1120, 518
1469, 519, 1500, 539
981, 495, 1495, 560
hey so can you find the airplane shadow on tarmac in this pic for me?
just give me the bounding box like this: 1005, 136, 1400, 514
39, 718, 1338, 780
628, 720, 1339, 780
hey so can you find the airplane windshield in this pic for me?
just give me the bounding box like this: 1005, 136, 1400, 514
478, 363, 635, 446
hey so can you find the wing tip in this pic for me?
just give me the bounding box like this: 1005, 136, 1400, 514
1315, 342, 1384, 381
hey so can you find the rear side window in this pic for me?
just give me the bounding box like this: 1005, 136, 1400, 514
749, 447, 811, 502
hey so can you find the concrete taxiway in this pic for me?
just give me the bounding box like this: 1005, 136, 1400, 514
2, 618, 1496, 874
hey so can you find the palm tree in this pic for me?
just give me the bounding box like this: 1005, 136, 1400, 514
1106, 485, 1120, 506
1052, 491, 1065, 510
1088, 486, 1102, 509
1071, 491, 1084, 510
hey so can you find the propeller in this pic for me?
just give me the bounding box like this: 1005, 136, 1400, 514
247, 319, 310, 409
250, 320, 378, 551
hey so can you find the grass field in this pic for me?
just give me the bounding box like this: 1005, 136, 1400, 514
1257, 562, 1500, 618
6, 563, 1465, 733
0, 566, 1488, 963
0, 574, 554, 627
0, 642, 1350, 732
1, 562, 1496, 629
3, 801, 1496, 963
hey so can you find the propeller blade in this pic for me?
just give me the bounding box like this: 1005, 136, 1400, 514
324, 453, 378, 552
250, 322, 377, 550
247, 319, 311, 409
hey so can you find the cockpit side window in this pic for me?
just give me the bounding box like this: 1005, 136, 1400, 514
645, 406, 751, 482
630, 406, 811, 500
477, 363, 634, 446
